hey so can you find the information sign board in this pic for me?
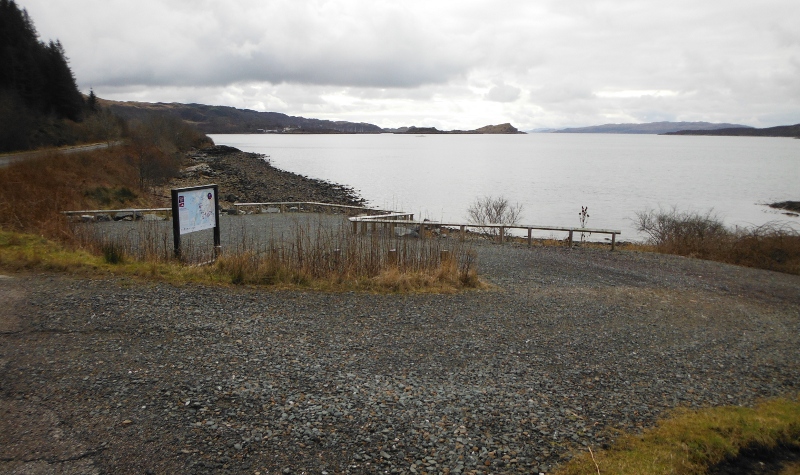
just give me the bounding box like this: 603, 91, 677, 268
171, 184, 221, 259
177, 187, 217, 234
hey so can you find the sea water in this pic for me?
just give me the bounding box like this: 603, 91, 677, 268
210, 133, 799, 241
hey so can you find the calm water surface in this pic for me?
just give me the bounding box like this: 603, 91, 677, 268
210, 133, 799, 241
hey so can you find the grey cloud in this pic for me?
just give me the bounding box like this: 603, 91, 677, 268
486, 83, 521, 103
27, 0, 476, 89
18, 0, 800, 129
528, 83, 594, 105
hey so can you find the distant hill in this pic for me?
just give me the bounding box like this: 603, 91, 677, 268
99, 100, 384, 134
665, 123, 800, 138
394, 123, 524, 134
473, 123, 524, 134
553, 121, 752, 134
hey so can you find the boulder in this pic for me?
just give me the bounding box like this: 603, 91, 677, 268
394, 226, 420, 238
180, 164, 214, 178
114, 211, 143, 221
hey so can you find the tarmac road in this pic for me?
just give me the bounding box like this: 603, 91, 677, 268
0, 141, 121, 168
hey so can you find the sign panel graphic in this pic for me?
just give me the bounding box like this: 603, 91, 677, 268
177, 187, 216, 235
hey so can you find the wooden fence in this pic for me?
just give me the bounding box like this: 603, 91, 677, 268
61, 201, 388, 220
232, 201, 395, 216
62, 202, 621, 250
349, 214, 622, 250
62, 207, 172, 219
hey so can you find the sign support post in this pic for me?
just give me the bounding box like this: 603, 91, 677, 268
171, 188, 182, 259
213, 188, 221, 257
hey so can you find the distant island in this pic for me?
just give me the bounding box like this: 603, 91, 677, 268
387, 123, 524, 134
665, 123, 800, 138
552, 121, 752, 134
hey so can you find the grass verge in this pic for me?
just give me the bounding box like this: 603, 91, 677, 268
0, 229, 483, 293
553, 396, 800, 475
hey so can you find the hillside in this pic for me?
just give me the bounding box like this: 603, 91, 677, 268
101, 100, 527, 136
665, 123, 800, 138
553, 121, 752, 134
99, 99, 384, 134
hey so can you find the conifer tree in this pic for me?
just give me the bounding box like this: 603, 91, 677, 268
87, 88, 98, 113
0, 0, 86, 150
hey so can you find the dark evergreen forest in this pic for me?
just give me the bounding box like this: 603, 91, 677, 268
0, 0, 86, 152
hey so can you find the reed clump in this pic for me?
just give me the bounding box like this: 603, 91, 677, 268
209, 220, 481, 292
635, 208, 800, 275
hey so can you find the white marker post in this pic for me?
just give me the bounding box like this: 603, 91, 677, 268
171, 184, 221, 260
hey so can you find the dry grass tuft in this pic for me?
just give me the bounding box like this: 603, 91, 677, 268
554, 396, 800, 475
205, 222, 483, 292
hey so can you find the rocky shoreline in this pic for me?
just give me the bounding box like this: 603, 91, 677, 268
166, 145, 366, 209
768, 201, 800, 216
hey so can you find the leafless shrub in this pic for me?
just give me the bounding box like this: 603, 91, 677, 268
634, 207, 800, 275
467, 196, 523, 238
634, 207, 729, 256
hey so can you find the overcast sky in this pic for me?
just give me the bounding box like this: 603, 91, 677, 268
18, 0, 800, 130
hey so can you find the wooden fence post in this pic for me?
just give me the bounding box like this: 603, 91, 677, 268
388, 249, 398, 267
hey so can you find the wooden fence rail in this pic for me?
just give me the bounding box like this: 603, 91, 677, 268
62, 202, 395, 220
61, 208, 172, 221
233, 201, 398, 216
349, 215, 622, 250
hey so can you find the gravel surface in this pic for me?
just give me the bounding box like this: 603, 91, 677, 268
2, 234, 800, 474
